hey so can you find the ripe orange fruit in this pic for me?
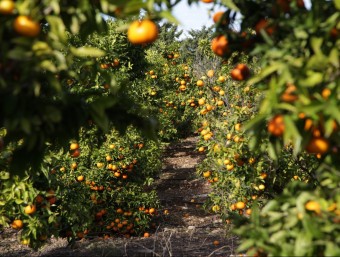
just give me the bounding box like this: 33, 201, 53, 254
112, 58, 120, 67
12, 219, 23, 229
203, 171, 211, 178
24, 204, 36, 215
197, 80, 204, 87
305, 200, 321, 214
235, 201, 246, 209
223, 159, 231, 165
321, 88, 331, 100
217, 100, 224, 106
77, 175, 84, 182
198, 146, 205, 152
213, 11, 227, 24
211, 35, 228, 57
218, 75, 226, 82
281, 83, 298, 102
70, 148, 81, 158
203, 133, 212, 140
71, 162, 78, 169
48, 196, 56, 205
206, 104, 213, 111
21, 238, 30, 245
212, 205, 220, 212
100, 63, 109, 69
116, 208, 124, 214
201, 0, 214, 3
35, 194, 44, 204
234, 123, 242, 131
76, 231, 84, 239
213, 240, 220, 246
0, 0, 14, 15
198, 98, 206, 106
13, 15, 41, 37
96, 162, 104, 168
143, 232, 150, 238
255, 18, 275, 36
70, 142, 79, 150
230, 64, 250, 81
305, 137, 329, 155
248, 157, 256, 164
267, 114, 285, 137
207, 70, 214, 77
46, 189, 56, 205
226, 164, 234, 171
127, 19, 158, 45
260, 172, 267, 179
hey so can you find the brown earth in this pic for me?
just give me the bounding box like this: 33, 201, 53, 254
0, 136, 238, 257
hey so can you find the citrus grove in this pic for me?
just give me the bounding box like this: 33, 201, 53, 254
0, 0, 339, 256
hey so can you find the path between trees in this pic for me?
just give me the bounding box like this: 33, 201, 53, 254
0, 136, 238, 257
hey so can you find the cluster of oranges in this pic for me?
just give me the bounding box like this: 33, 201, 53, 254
0, 0, 40, 37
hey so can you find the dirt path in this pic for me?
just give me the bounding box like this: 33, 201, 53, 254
0, 136, 238, 257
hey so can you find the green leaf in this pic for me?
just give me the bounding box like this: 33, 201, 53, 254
39, 60, 57, 73
15, 199, 24, 204
7, 48, 32, 60
247, 63, 283, 85
125, 0, 146, 15
283, 115, 302, 155
70, 46, 106, 57
270, 230, 286, 243
325, 242, 340, 256
262, 200, 279, 214
46, 16, 67, 43
0, 171, 10, 180
300, 102, 325, 115
268, 141, 278, 160
294, 232, 312, 256
299, 71, 323, 87
302, 215, 322, 238
307, 54, 328, 70
267, 221, 282, 233
329, 47, 339, 67
220, 0, 240, 11
237, 239, 255, 252
284, 212, 298, 229
294, 28, 308, 39
334, 0, 340, 10
310, 37, 323, 55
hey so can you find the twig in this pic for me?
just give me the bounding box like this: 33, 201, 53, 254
207, 245, 233, 257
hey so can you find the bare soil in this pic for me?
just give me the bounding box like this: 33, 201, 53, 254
0, 136, 238, 257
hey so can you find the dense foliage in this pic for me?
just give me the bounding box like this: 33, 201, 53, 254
0, 0, 339, 256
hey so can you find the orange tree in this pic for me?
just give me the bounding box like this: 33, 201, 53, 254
0, 0, 176, 176
1, 0, 339, 255
201, 0, 340, 256
130, 22, 199, 141
0, 18, 165, 249
0, 2, 196, 248
0, 6, 198, 249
